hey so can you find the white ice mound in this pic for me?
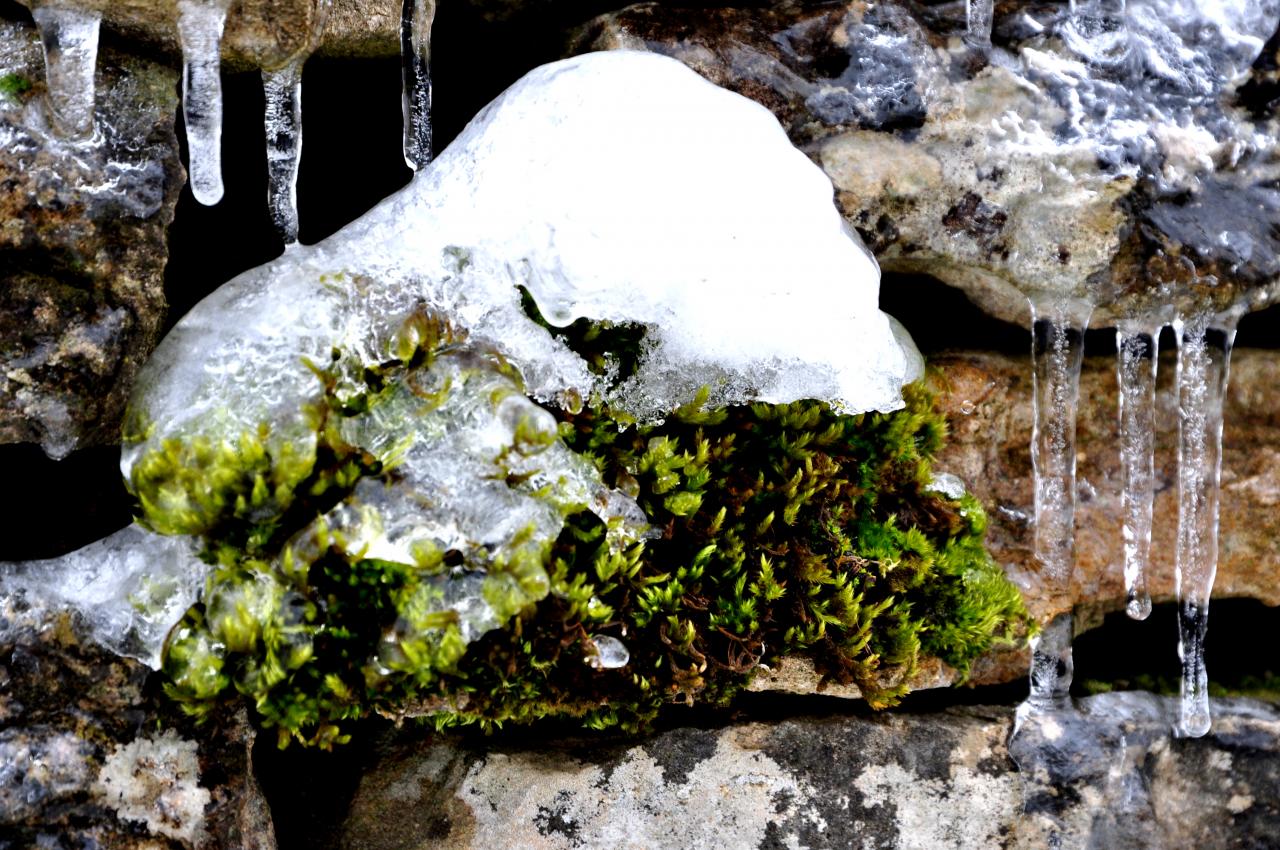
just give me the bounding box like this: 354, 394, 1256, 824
125, 50, 918, 479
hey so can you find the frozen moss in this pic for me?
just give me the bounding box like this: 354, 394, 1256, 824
142, 312, 1028, 747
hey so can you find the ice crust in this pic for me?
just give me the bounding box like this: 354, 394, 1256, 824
0, 526, 207, 669
124, 50, 918, 480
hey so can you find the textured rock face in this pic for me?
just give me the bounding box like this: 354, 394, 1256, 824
15, 0, 403, 68
575, 0, 1280, 326
0, 20, 182, 456
931, 349, 1280, 621
0, 595, 275, 849
340, 694, 1280, 849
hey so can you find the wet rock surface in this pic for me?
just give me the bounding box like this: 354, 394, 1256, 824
337, 693, 1280, 850
931, 348, 1280, 621
0, 595, 276, 849
0, 19, 181, 456
575, 0, 1280, 326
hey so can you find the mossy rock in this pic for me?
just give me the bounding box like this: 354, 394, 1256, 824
136, 311, 1032, 748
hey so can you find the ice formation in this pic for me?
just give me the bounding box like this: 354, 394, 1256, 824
964, 0, 993, 49
30, 2, 100, 138
0, 526, 207, 669
999, 0, 1275, 739
262, 0, 331, 245
176, 0, 232, 205
1116, 321, 1160, 621
1172, 310, 1239, 737
585, 635, 630, 670
400, 0, 436, 169
1026, 296, 1091, 707
124, 49, 917, 481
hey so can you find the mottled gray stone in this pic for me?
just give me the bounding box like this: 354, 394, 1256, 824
0, 18, 182, 456
340, 693, 1280, 849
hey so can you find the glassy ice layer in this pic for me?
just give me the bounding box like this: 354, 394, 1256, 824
0, 526, 207, 669
1026, 295, 1092, 707
400, 0, 436, 169
30, 3, 101, 139
1173, 311, 1237, 737
1116, 321, 1160, 621
176, 0, 232, 205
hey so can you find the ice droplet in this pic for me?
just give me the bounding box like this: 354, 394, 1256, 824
1116, 321, 1160, 621
586, 635, 630, 669
926, 471, 967, 501
1026, 294, 1092, 708
176, 0, 232, 205
400, 0, 436, 169
31, 3, 101, 139
1172, 310, 1238, 738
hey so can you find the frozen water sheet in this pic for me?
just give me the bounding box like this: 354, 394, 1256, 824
124, 49, 920, 477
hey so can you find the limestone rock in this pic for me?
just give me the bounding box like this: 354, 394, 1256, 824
930, 349, 1280, 623
0, 19, 182, 456
339, 693, 1280, 849
0, 594, 276, 849
575, 0, 1280, 326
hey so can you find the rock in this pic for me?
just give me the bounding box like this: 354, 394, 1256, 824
574, 0, 1280, 326
339, 693, 1280, 849
13, 0, 403, 69
0, 19, 182, 456
0, 593, 276, 849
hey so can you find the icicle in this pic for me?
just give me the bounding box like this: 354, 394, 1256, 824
30, 3, 102, 139
1172, 310, 1237, 738
1027, 294, 1092, 707
176, 0, 233, 205
965, 0, 994, 49
1116, 321, 1160, 621
263, 61, 304, 245
401, 0, 437, 170
260, 0, 331, 246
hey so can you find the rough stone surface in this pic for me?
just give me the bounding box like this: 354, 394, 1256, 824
575, 0, 1280, 326
0, 592, 276, 849
0, 19, 182, 456
340, 693, 1280, 849
14, 0, 403, 68
931, 348, 1280, 622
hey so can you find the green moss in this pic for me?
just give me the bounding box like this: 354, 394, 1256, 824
0, 73, 32, 100
148, 311, 1031, 747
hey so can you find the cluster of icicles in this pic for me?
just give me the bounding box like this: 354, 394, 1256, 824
1027, 296, 1240, 737
28, 0, 437, 244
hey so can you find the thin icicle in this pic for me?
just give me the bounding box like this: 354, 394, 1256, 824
30, 3, 101, 139
401, 0, 437, 170
263, 61, 304, 245
965, 0, 994, 49
260, 0, 331, 246
1116, 321, 1160, 621
1027, 294, 1092, 707
176, 0, 233, 205
1172, 310, 1237, 738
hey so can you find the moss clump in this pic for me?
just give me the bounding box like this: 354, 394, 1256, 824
145, 312, 1030, 747
0, 73, 32, 100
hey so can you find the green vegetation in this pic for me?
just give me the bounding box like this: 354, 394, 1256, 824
137, 310, 1031, 748
0, 73, 32, 99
